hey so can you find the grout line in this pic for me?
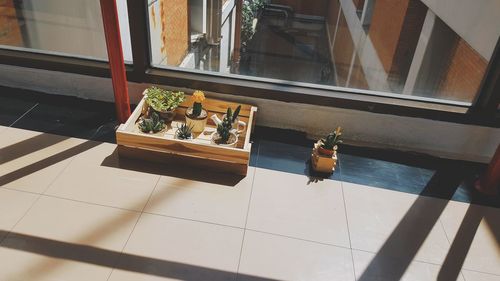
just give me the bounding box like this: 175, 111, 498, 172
245, 228, 353, 251
105, 175, 161, 281
340, 180, 357, 280
9, 103, 38, 127
236, 139, 261, 276
437, 216, 468, 281
142, 211, 244, 230
460, 268, 500, 278
39, 193, 142, 214
351, 247, 453, 268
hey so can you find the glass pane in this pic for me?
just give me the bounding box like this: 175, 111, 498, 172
0, 0, 132, 62
147, 0, 500, 103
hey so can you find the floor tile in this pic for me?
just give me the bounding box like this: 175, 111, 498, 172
340, 154, 425, 194
0, 189, 38, 240
246, 168, 350, 247
145, 167, 255, 227
0, 95, 37, 127
0, 128, 84, 193
440, 201, 500, 275
462, 270, 500, 281
108, 213, 243, 281
238, 230, 355, 281
343, 182, 452, 264
352, 249, 465, 281
45, 143, 159, 211
257, 140, 341, 181
11, 99, 116, 140
0, 196, 139, 281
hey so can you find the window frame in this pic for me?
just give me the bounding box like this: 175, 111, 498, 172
0, 0, 498, 128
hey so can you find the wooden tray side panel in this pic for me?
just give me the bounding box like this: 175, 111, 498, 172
116, 130, 249, 165
118, 145, 248, 176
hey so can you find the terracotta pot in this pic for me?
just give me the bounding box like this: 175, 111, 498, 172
317, 146, 335, 157
210, 131, 238, 148
185, 107, 208, 133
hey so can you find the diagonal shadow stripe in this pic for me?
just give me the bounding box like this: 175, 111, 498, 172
0, 140, 101, 186
0, 133, 69, 165
357, 164, 465, 281
0, 230, 277, 281
437, 204, 484, 281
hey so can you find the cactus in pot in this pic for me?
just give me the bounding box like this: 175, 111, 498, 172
185, 90, 208, 133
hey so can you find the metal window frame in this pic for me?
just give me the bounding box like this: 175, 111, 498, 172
0, 0, 498, 128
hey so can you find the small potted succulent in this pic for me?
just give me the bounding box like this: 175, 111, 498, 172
138, 112, 165, 134
175, 123, 194, 140
211, 108, 239, 147
185, 90, 208, 133
210, 105, 246, 133
317, 127, 343, 156
144, 86, 185, 122
311, 127, 342, 173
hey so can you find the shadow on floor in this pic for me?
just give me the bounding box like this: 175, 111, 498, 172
0, 133, 69, 165
100, 147, 246, 187
0, 137, 101, 186
0, 230, 275, 281
358, 163, 500, 281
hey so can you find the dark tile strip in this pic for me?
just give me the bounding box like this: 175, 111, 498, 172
1, 87, 496, 207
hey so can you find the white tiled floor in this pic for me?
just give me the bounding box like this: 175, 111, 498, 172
0, 129, 499, 281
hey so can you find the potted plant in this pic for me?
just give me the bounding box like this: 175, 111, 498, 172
185, 90, 208, 133
175, 123, 194, 140
311, 127, 342, 173
317, 127, 343, 156
211, 108, 239, 147
144, 86, 185, 122
138, 112, 165, 134
210, 105, 246, 133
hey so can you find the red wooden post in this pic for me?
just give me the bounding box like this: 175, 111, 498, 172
100, 0, 131, 123
475, 144, 500, 195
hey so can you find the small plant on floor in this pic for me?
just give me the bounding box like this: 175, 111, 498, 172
175, 123, 194, 140
138, 112, 165, 133
318, 127, 343, 156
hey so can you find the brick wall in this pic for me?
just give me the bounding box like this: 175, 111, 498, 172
352, 0, 365, 11
369, 0, 411, 73
349, 54, 368, 89
369, 0, 426, 90
0, 0, 23, 46
389, 0, 426, 89
332, 12, 354, 86
438, 39, 488, 101
160, 0, 189, 66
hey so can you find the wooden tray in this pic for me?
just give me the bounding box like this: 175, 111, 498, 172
116, 93, 257, 175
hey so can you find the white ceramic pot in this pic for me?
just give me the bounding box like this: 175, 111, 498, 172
210, 131, 238, 148
185, 108, 208, 133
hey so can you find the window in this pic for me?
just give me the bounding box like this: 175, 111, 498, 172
146, 0, 499, 104
0, 0, 132, 61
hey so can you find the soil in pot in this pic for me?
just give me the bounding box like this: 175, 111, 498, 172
212, 132, 238, 147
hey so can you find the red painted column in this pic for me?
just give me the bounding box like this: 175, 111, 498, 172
475, 144, 500, 195
100, 0, 131, 123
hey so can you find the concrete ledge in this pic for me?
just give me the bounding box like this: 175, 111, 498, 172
1, 64, 498, 163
